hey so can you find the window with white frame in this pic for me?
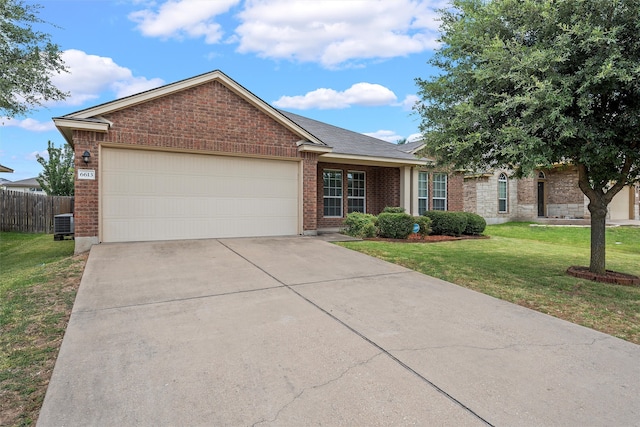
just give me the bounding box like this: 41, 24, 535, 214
432, 173, 447, 211
498, 172, 508, 213
418, 171, 429, 214
323, 170, 343, 217
347, 171, 365, 213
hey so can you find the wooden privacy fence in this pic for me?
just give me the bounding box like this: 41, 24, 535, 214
0, 190, 74, 233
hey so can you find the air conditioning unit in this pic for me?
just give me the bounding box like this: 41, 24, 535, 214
54, 213, 74, 240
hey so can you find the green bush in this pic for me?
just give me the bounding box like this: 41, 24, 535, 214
415, 216, 432, 236
382, 206, 405, 213
377, 212, 414, 239
422, 211, 468, 236
422, 211, 446, 235
462, 212, 486, 235
343, 212, 378, 238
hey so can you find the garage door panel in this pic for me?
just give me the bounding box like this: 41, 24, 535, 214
102, 149, 300, 242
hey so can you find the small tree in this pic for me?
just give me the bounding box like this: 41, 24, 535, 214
0, 0, 68, 118
36, 141, 74, 196
415, 0, 640, 274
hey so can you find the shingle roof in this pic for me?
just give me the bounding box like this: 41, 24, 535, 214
4, 177, 41, 188
278, 110, 420, 162
397, 140, 425, 154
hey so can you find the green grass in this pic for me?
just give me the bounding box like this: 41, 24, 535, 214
338, 223, 640, 344
0, 233, 85, 427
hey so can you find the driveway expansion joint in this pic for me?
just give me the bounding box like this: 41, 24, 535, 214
388, 337, 607, 353
72, 284, 286, 313
287, 270, 415, 288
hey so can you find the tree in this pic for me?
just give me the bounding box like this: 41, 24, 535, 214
36, 141, 74, 196
0, 0, 67, 118
415, 0, 640, 274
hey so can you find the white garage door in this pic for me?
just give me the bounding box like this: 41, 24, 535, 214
609, 186, 631, 220
101, 148, 300, 242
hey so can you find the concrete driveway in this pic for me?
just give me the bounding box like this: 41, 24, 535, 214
38, 237, 640, 426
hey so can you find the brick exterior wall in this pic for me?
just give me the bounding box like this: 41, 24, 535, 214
301, 152, 319, 232
71, 81, 308, 239
317, 162, 400, 229
447, 172, 464, 211
73, 133, 99, 237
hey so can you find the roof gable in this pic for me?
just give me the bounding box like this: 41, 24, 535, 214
54, 70, 324, 148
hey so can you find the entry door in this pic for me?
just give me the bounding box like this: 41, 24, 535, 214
537, 182, 545, 217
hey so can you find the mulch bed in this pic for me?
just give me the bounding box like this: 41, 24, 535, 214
567, 266, 640, 286
364, 234, 490, 243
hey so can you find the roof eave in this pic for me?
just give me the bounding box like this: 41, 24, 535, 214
54, 118, 111, 146
320, 152, 428, 167
296, 141, 333, 154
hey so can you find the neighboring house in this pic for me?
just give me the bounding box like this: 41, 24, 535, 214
0, 164, 14, 173
463, 167, 639, 224
411, 142, 639, 224
54, 70, 439, 253
3, 177, 45, 194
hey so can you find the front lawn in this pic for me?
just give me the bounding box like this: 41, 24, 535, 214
338, 222, 640, 344
0, 233, 86, 426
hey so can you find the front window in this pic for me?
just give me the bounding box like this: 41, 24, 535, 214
432, 173, 447, 211
323, 170, 343, 217
418, 171, 429, 214
498, 172, 508, 213
347, 171, 365, 213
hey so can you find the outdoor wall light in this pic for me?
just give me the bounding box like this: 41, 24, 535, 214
82, 150, 91, 164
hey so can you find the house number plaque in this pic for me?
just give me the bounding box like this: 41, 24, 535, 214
78, 169, 96, 180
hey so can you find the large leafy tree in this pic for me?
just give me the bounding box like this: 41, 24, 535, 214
0, 0, 67, 118
415, 0, 640, 274
36, 141, 74, 196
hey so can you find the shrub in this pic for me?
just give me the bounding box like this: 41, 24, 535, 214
422, 211, 467, 236
462, 212, 486, 235
377, 212, 414, 239
422, 211, 447, 235
382, 206, 405, 213
415, 216, 432, 236
343, 212, 378, 238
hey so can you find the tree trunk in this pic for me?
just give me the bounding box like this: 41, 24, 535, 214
588, 200, 607, 274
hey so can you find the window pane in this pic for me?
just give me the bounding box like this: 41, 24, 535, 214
498, 173, 508, 212
432, 173, 447, 211
347, 171, 365, 214
432, 199, 446, 211
418, 198, 428, 215
348, 198, 365, 213
323, 170, 343, 217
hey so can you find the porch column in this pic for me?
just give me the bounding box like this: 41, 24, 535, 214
411, 167, 419, 216
399, 166, 412, 214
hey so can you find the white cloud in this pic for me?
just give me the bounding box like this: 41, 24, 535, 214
407, 133, 423, 142
363, 130, 423, 143
363, 130, 404, 143
51, 50, 165, 106
1, 117, 56, 132
235, 0, 444, 68
273, 83, 397, 110
398, 94, 421, 111
129, 0, 240, 43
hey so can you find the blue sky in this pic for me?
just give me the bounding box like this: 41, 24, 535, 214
1, 0, 445, 181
